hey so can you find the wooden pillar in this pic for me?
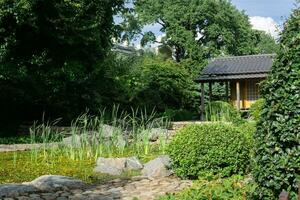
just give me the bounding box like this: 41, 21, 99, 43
201, 83, 205, 121
225, 81, 229, 102
209, 82, 212, 102
236, 81, 241, 110
279, 191, 289, 200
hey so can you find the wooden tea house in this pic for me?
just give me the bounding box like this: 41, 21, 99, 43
196, 54, 275, 118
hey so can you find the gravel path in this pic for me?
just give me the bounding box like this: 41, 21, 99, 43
1, 176, 192, 200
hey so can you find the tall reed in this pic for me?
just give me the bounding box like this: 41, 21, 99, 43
28, 106, 170, 163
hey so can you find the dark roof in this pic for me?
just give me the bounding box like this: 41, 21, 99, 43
197, 54, 276, 82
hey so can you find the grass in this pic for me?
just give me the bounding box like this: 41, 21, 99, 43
0, 107, 168, 184
0, 148, 160, 184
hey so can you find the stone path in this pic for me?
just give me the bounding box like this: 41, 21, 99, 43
0, 143, 59, 153
1, 176, 192, 200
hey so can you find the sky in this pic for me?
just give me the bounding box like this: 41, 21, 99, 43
130, 0, 296, 47
231, 0, 296, 38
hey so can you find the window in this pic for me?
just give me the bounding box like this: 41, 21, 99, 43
247, 80, 260, 101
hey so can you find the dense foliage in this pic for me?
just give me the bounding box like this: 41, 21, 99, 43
126, 0, 277, 65
167, 123, 251, 179
0, 0, 278, 136
159, 175, 255, 200
123, 56, 198, 111
252, 5, 300, 199
251, 30, 279, 54
0, 0, 124, 134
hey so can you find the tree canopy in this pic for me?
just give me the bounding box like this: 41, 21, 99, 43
129, 0, 257, 62
251, 30, 279, 54
0, 0, 124, 133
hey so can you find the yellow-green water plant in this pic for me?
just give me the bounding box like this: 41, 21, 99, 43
27, 107, 169, 164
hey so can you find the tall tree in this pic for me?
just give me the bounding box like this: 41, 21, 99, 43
127, 0, 256, 62
252, 3, 300, 199
0, 0, 124, 132
251, 30, 279, 54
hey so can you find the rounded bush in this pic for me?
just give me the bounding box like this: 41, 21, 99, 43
167, 123, 251, 179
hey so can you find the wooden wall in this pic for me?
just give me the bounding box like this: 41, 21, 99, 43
230, 79, 263, 109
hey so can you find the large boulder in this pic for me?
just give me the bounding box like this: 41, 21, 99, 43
0, 184, 39, 198
94, 157, 143, 175
142, 155, 172, 178
24, 175, 85, 191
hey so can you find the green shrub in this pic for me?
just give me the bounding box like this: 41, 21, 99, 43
167, 123, 251, 179
159, 175, 256, 200
237, 121, 256, 145
205, 101, 242, 124
126, 55, 198, 112
252, 6, 300, 199
249, 99, 265, 121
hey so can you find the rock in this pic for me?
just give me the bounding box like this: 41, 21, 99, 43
0, 184, 39, 198
101, 125, 119, 138
125, 157, 143, 170
25, 175, 85, 191
145, 128, 168, 142
62, 135, 82, 147
142, 155, 172, 178
94, 157, 143, 175
94, 157, 127, 175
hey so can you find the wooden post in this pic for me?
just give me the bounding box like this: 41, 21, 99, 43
225, 81, 229, 102
201, 83, 205, 121
279, 191, 289, 200
209, 82, 212, 102
236, 81, 241, 110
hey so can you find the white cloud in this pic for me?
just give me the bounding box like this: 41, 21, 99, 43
250, 16, 280, 39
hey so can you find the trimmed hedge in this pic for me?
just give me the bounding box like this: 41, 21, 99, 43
252, 6, 300, 199
167, 123, 251, 179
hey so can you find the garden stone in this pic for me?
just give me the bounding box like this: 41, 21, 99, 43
125, 157, 143, 170
62, 135, 82, 147
0, 184, 39, 198
100, 125, 123, 139
142, 155, 172, 178
25, 175, 85, 191
149, 128, 168, 141
94, 157, 143, 175
94, 157, 127, 175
